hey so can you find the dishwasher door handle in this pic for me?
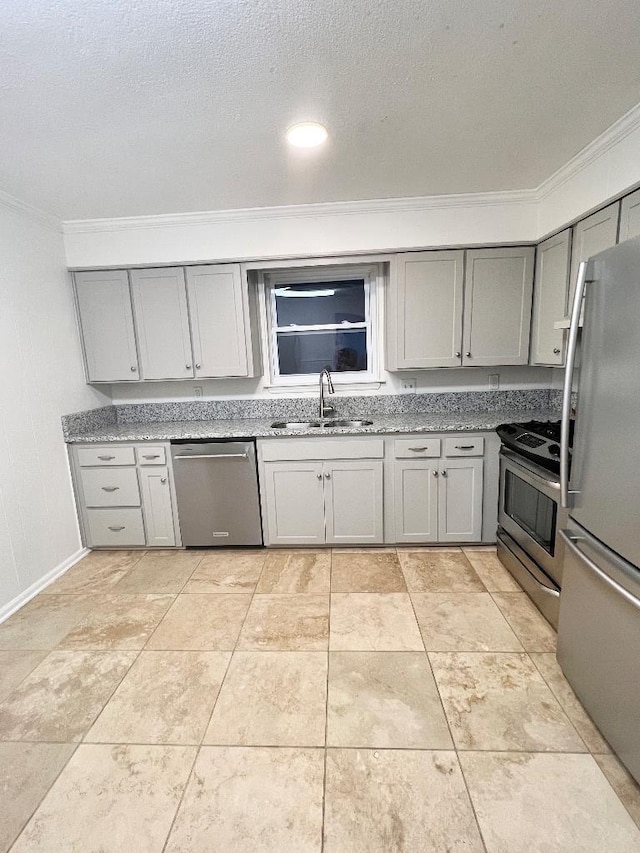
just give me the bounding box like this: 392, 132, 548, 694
174, 453, 248, 460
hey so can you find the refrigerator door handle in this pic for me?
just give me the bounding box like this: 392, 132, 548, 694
560, 531, 640, 610
560, 260, 590, 508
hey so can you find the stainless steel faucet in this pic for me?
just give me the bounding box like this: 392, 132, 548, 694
319, 367, 335, 419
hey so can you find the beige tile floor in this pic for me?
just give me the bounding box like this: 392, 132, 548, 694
0, 546, 639, 852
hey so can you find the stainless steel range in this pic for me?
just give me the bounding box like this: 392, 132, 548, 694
495, 419, 574, 629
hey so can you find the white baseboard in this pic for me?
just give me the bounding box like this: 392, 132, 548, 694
0, 547, 90, 625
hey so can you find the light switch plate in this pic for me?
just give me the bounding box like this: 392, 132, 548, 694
489, 373, 500, 390
194, 386, 204, 398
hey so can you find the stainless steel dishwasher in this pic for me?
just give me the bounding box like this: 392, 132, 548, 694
170, 440, 263, 546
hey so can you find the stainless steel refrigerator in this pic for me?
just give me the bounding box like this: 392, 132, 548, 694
557, 235, 640, 783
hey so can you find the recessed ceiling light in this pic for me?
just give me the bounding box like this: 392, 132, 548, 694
286, 122, 328, 148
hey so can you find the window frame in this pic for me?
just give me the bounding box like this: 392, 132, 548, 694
262, 263, 381, 387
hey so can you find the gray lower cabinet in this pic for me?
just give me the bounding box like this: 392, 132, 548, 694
530, 229, 571, 366
392, 445, 484, 544
261, 458, 384, 546
462, 247, 534, 366
74, 270, 140, 382
437, 458, 483, 542
70, 442, 179, 548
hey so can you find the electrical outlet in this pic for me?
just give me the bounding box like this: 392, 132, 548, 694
401, 377, 417, 394
489, 373, 500, 390
194, 386, 204, 398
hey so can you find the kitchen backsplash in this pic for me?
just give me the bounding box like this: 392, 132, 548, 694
62, 389, 563, 437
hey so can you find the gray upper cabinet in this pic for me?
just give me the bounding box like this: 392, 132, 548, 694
620, 188, 640, 242
569, 201, 620, 309
185, 264, 251, 377
387, 251, 464, 369
462, 247, 534, 366
530, 229, 571, 366
74, 270, 139, 382
130, 268, 194, 380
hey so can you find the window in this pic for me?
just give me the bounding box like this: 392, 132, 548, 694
264, 264, 381, 385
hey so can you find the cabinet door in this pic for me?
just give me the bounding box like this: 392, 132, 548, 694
74, 271, 139, 382
324, 460, 384, 545
130, 268, 194, 380
393, 460, 439, 544
462, 247, 534, 366
139, 467, 176, 547
186, 264, 250, 377
388, 251, 464, 368
262, 462, 325, 546
569, 201, 620, 307
620, 189, 640, 242
530, 229, 571, 366
438, 458, 483, 542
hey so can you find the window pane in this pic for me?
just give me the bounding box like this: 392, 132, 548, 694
274, 279, 366, 327
277, 329, 368, 375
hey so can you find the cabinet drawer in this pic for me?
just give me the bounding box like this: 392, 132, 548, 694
77, 446, 135, 467
393, 438, 441, 458
135, 445, 166, 465
444, 436, 484, 457
86, 508, 145, 546
81, 467, 141, 507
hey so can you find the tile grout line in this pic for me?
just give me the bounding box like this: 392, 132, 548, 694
6, 741, 81, 853
159, 744, 200, 853
320, 549, 333, 852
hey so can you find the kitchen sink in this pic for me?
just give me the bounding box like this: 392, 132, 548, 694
269, 419, 373, 430
270, 421, 323, 429
322, 419, 373, 428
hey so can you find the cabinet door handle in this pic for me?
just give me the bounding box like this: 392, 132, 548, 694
195, 363, 201, 369
143, 454, 160, 459
455, 445, 475, 450
455, 351, 461, 358
160, 477, 167, 484
97, 455, 115, 461
465, 352, 472, 358
316, 473, 322, 480
553, 348, 561, 355
432, 470, 439, 477
325, 472, 331, 480
101, 486, 119, 492
441, 470, 447, 477
409, 446, 429, 452
185, 364, 192, 370
108, 525, 125, 532
130, 366, 137, 372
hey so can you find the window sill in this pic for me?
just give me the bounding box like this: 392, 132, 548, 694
264, 379, 385, 395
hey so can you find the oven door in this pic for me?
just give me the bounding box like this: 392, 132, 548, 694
499, 448, 565, 586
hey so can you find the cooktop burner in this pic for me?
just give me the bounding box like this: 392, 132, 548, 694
496, 419, 573, 474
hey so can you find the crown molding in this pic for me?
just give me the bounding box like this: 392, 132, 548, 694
62, 188, 538, 235
536, 100, 640, 200
0, 188, 61, 231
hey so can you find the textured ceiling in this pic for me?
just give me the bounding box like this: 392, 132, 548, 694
1, 0, 640, 219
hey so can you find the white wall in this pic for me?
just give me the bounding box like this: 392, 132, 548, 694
0, 197, 110, 617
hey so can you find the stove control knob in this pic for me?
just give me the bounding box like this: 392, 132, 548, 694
548, 444, 560, 457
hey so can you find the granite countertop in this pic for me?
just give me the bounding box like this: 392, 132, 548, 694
64, 410, 559, 443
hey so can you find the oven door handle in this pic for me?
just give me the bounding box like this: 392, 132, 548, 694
499, 448, 561, 491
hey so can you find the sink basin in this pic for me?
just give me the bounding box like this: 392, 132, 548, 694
270, 421, 323, 429
322, 419, 373, 428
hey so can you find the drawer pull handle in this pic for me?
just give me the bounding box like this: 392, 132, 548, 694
143, 454, 161, 459
108, 525, 125, 532
409, 446, 429, 452
101, 486, 119, 492
97, 455, 115, 461
455, 445, 475, 450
